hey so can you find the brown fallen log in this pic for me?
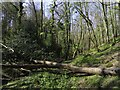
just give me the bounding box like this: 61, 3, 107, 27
33, 60, 120, 76
1, 60, 120, 76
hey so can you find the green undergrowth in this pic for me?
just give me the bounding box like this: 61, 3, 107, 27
71, 37, 120, 67
70, 54, 100, 66
2, 72, 80, 89
2, 73, 120, 89
1, 36, 120, 89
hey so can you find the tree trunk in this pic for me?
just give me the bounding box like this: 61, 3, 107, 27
75, 5, 99, 52
32, 1, 38, 28
64, 2, 71, 60
110, 3, 115, 42
101, 2, 110, 43
2, 60, 120, 76
18, 2, 23, 31
118, 2, 120, 36
40, 0, 43, 34
51, 1, 56, 49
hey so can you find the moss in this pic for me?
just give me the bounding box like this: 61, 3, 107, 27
106, 62, 113, 67
71, 54, 100, 66
70, 55, 84, 66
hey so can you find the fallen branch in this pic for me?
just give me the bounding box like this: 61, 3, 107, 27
0, 73, 11, 79
0, 43, 14, 52
1, 60, 120, 76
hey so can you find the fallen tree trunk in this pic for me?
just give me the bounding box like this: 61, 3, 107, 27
33, 60, 120, 76
32, 68, 93, 77
1, 60, 120, 76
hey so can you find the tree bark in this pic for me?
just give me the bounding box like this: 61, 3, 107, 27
118, 2, 120, 36
101, 2, 110, 43
17, 2, 23, 31
1, 60, 120, 76
64, 2, 71, 60
40, 0, 43, 33
110, 3, 115, 42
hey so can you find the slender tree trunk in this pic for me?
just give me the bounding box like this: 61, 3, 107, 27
18, 2, 23, 31
89, 23, 99, 51
82, 24, 87, 54
32, 2, 38, 27
118, 2, 120, 36
40, 0, 43, 33
18, 2, 23, 25
110, 3, 115, 42
75, 4, 99, 52
32, 1, 43, 45
64, 2, 71, 60
84, 3, 91, 50
101, 2, 110, 43
51, 1, 56, 48
98, 26, 101, 45
114, 4, 118, 38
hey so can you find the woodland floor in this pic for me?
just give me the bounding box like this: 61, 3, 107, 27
1, 37, 120, 89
